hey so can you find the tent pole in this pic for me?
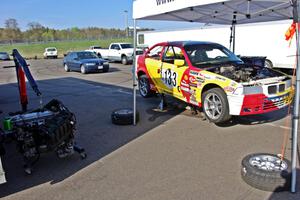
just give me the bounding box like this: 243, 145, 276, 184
291, 0, 300, 193
133, 19, 137, 126
232, 23, 236, 54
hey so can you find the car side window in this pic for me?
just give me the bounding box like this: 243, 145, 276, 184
146, 45, 163, 60
163, 46, 185, 64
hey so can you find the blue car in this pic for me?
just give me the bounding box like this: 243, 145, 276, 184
63, 51, 109, 74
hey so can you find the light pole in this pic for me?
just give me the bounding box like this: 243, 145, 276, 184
124, 10, 128, 37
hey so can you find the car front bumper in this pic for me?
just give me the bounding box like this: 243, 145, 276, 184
228, 82, 294, 116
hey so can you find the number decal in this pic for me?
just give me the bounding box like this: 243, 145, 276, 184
162, 69, 177, 87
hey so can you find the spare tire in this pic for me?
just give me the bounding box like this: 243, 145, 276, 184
111, 108, 139, 125
241, 153, 291, 192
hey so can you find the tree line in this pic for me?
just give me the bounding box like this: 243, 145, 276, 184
0, 18, 150, 44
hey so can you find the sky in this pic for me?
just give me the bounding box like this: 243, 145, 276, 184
0, 0, 199, 31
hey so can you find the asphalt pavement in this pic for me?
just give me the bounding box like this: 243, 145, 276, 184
0, 58, 299, 200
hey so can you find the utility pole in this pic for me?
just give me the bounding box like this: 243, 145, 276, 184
124, 10, 129, 37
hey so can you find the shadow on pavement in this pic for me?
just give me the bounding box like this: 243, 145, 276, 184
0, 77, 181, 198
0, 76, 294, 198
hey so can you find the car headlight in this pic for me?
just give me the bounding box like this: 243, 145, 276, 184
233, 87, 244, 95
126, 52, 132, 56
85, 63, 96, 66
103, 62, 109, 65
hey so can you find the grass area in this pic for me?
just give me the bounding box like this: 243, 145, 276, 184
0, 38, 132, 59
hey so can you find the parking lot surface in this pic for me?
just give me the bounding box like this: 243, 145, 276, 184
0, 59, 299, 200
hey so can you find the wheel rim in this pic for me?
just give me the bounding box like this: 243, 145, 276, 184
139, 78, 148, 96
203, 93, 222, 120
249, 155, 288, 172
122, 57, 126, 64
64, 64, 68, 71
81, 66, 85, 73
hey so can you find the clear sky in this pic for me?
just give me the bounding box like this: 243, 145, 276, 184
0, 0, 199, 31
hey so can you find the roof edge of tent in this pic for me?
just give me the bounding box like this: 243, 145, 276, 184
133, 0, 293, 25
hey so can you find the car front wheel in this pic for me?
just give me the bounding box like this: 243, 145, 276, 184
202, 88, 231, 123
80, 65, 86, 74
64, 63, 70, 72
138, 75, 153, 98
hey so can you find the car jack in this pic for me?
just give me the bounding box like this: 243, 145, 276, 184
158, 93, 167, 111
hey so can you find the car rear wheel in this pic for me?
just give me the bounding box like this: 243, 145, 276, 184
265, 59, 273, 68
121, 56, 128, 65
80, 65, 86, 74
202, 88, 231, 123
138, 75, 153, 98
64, 63, 70, 72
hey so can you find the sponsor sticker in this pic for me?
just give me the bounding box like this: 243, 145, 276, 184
216, 76, 226, 81
189, 70, 199, 76
189, 76, 196, 83
224, 86, 235, 93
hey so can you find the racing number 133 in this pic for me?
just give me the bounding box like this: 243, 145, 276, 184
162, 68, 177, 87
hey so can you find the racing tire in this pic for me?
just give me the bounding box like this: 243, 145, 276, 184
138, 75, 153, 98
111, 108, 139, 125
202, 88, 231, 123
241, 153, 291, 192
265, 59, 273, 69
80, 65, 87, 74
64, 63, 70, 72
121, 56, 128, 65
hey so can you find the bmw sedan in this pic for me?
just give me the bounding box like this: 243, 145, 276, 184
63, 51, 109, 74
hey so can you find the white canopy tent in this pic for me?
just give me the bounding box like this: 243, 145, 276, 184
132, 0, 299, 192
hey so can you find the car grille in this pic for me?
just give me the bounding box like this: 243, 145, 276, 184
267, 84, 285, 95
263, 93, 290, 110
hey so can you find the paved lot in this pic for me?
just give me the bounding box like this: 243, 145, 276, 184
0, 58, 299, 200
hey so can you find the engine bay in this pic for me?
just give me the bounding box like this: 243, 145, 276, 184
208, 64, 287, 83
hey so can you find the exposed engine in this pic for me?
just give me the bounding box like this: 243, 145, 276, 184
209, 64, 286, 83
2, 99, 86, 174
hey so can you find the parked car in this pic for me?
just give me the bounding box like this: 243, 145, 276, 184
43, 47, 58, 59
136, 41, 294, 123
0, 52, 10, 61
86, 43, 143, 65
63, 51, 109, 74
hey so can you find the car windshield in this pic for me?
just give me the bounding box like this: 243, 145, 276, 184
184, 43, 243, 68
120, 44, 133, 49
47, 48, 56, 52
0, 52, 8, 55
77, 52, 98, 59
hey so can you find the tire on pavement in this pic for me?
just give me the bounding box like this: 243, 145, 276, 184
111, 108, 139, 125
265, 59, 273, 69
138, 74, 153, 98
121, 55, 128, 65
64, 63, 70, 72
241, 153, 291, 192
80, 65, 86, 74
202, 87, 231, 123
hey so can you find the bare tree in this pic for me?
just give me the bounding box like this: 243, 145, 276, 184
3, 18, 22, 44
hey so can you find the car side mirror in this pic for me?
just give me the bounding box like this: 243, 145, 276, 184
174, 59, 185, 67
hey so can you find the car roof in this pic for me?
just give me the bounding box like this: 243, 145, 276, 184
155, 41, 220, 48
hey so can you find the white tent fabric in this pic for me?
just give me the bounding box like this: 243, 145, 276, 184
133, 0, 293, 24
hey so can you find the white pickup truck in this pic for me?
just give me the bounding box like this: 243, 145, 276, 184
86, 43, 143, 65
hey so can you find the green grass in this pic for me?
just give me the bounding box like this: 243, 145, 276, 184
0, 38, 132, 59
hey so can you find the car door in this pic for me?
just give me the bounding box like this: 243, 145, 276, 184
144, 45, 165, 93
109, 44, 120, 61
161, 46, 189, 101
72, 53, 82, 71
66, 53, 75, 70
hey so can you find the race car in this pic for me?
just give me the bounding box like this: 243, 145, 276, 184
136, 41, 294, 123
